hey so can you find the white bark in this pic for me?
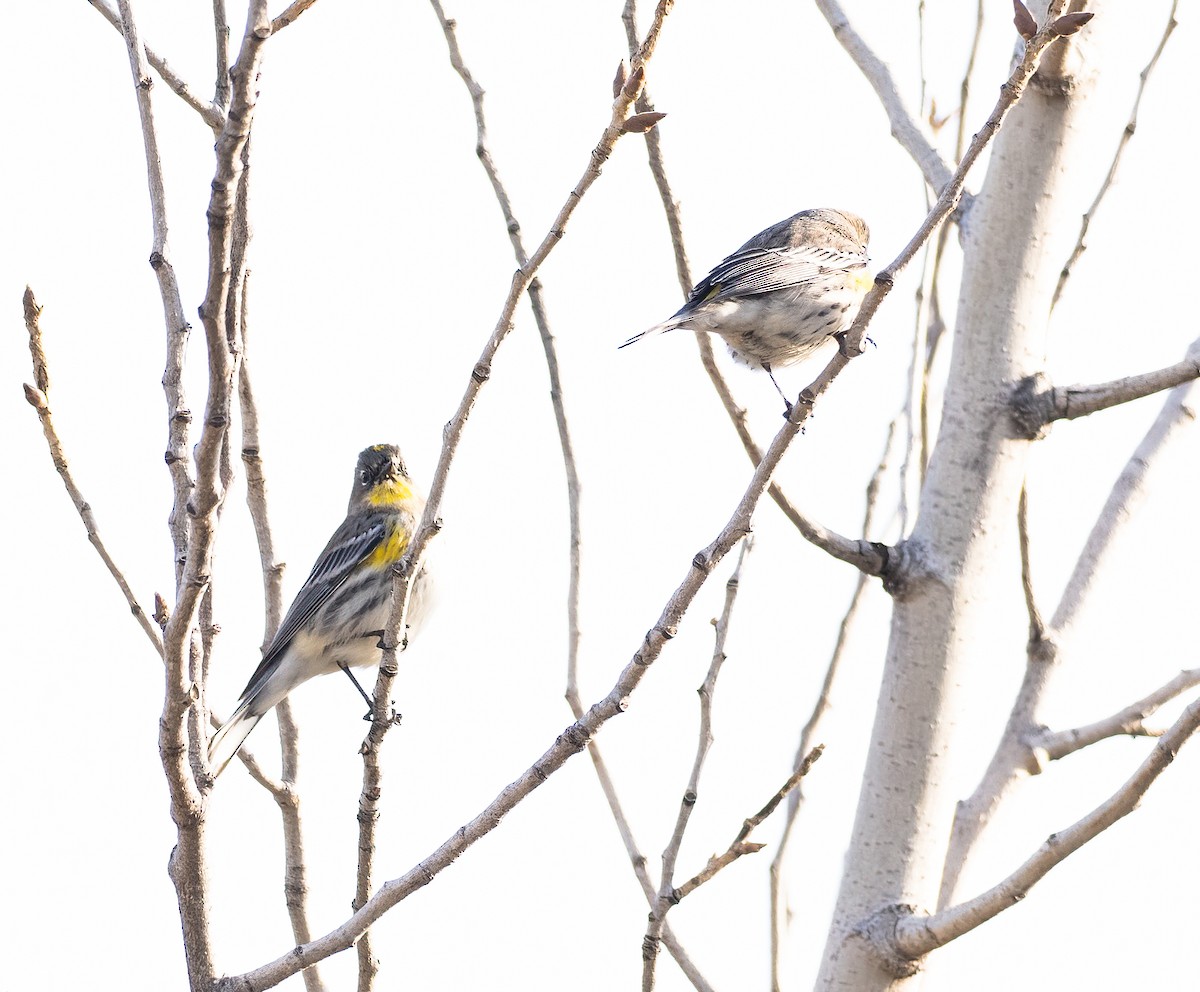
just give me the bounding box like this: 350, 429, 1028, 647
816, 4, 1125, 987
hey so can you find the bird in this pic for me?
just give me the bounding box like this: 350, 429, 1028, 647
620, 208, 872, 407
208, 444, 432, 777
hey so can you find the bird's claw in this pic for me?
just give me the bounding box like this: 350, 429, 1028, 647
363, 705, 403, 726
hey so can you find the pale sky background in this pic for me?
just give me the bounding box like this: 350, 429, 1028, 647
3, 2, 1198, 990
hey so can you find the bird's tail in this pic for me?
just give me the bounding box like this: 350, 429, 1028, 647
618, 318, 677, 350
208, 700, 267, 778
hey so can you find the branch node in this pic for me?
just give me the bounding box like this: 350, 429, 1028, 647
852, 903, 923, 978
1009, 373, 1054, 439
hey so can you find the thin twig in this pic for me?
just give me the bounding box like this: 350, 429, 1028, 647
1051, 0, 1179, 310
955, 0, 986, 162
901, 238, 934, 533
895, 695, 1200, 958
1017, 483, 1046, 647
271, 0, 322, 33
643, 540, 752, 992
88, 0, 226, 129
21, 290, 164, 656
428, 0, 584, 707
1032, 669, 1200, 761
675, 744, 824, 904
213, 0, 231, 108
237, 269, 323, 992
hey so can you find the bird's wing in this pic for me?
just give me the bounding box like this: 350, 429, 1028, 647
237, 513, 388, 697
698, 243, 867, 302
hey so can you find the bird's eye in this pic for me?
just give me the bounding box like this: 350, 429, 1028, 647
360, 469, 372, 485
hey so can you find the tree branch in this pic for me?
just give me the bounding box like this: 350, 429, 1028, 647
270, 0, 322, 33
21, 289, 164, 657
1032, 668, 1200, 761
114, 1, 272, 985
212, 0, 231, 109
893, 695, 1200, 959
1017, 482, 1046, 647
88, 0, 226, 129
1044, 350, 1200, 424
675, 744, 824, 904
813, 0, 956, 195
940, 371, 1199, 908
643, 541, 752, 992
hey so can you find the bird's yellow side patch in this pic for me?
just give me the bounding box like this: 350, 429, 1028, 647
853, 268, 875, 293
365, 477, 414, 508
366, 524, 410, 569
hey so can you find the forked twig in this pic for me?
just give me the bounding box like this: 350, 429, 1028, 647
21, 289, 164, 657
88, 0, 226, 129
643, 541, 752, 991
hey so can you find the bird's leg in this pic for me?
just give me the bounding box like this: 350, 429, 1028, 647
337, 661, 375, 719
763, 363, 793, 416
364, 630, 405, 723
337, 660, 401, 724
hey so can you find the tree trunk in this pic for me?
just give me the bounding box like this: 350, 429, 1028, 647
816, 4, 1119, 987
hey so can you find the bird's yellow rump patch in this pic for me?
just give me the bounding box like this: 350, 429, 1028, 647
364, 476, 414, 508
366, 523, 410, 569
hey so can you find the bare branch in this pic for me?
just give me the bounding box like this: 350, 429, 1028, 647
236, 271, 323, 991
21, 289, 164, 657
88, 0, 226, 129
1017, 483, 1046, 647
428, 0, 585, 703
675, 745, 824, 904
1052, 1, 1177, 309
116, 1, 272, 984
895, 695, 1200, 958
955, 0, 986, 162
1033, 668, 1200, 761
1050, 374, 1198, 640
271, 0, 322, 33
213, 0, 231, 108
940, 373, 1199, 907
1043, 352, 1200, 424
813, 0, 955, 194
643, 541, 752, 991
